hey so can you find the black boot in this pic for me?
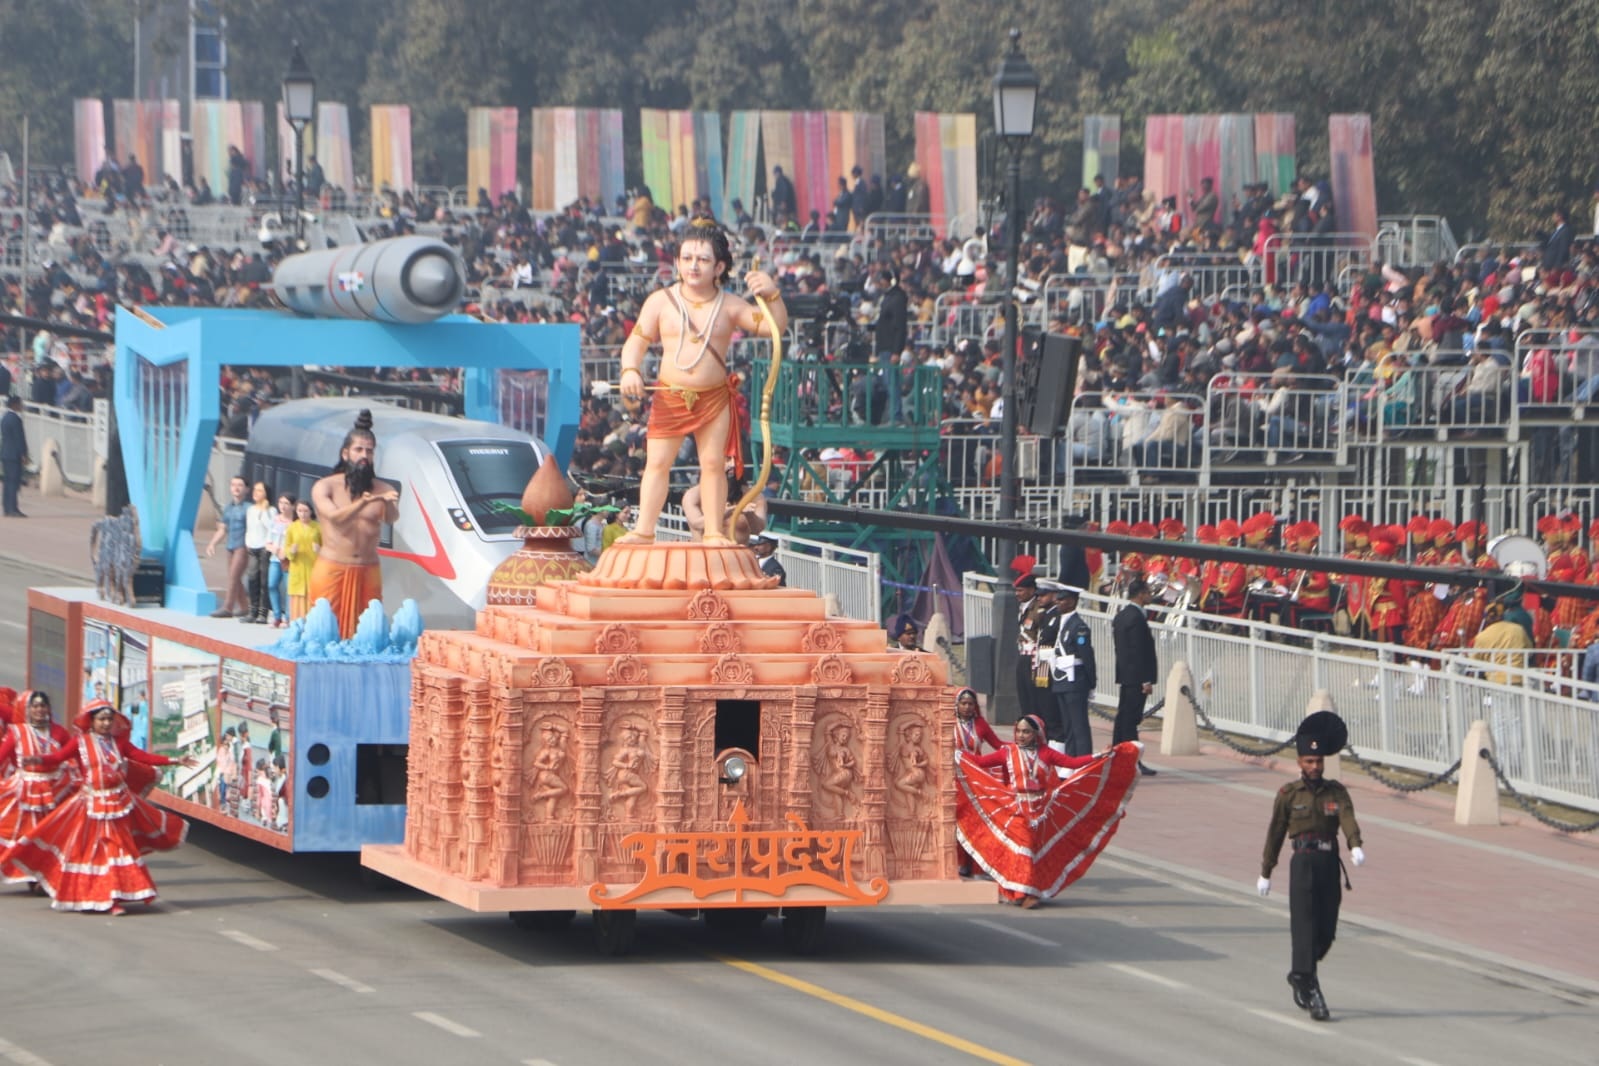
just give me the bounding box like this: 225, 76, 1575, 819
1306, 979, 1330, 1022
1286, 972, 1310, 1011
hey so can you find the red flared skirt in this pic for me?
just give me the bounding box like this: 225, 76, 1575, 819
955, 741, 1141, 901
0, 791, 188, 911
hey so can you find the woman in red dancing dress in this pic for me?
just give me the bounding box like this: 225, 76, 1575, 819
956, 713, 1141, 909
0, 700, 194, 914
0, 692, 81, 895
951, 687, 1003, 878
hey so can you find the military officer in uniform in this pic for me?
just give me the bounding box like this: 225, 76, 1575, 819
1257, 709, 1366, 1022
750, 531, 786, 586
1014, 573, 1048, 727
1040, 583, 1097, 756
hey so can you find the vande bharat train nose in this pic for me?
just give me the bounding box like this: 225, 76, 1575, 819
273, 236, 467, 324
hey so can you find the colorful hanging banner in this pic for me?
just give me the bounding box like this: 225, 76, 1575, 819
370, 105, 414, 193
726, 110, 761, 221
1254, 113, 1296, 196
75, 99, 107, 185
1328, 113, 1377, 241
467, 106, 518, 201
107, 99, 181, 187
1081, 115, 1121, 190
913, 111, 977, 233
239, 101, 267, 191
317, 102, 355, 195
190, 99, 245, 199
640, 108, 672, 218
529, 108, 623, 212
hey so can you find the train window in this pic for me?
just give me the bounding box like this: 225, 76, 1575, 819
355, 743, 409, 805
714, 700, 761, 761
434, 440, 540, 534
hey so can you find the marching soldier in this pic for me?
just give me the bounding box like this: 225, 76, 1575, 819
1338, 515, 1372, 636
1258, 709, 1365, 1023
1365, 529, 1408, 644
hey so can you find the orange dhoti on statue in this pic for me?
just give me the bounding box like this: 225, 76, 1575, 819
647, 378, 748, 477
308, 558, 383, 639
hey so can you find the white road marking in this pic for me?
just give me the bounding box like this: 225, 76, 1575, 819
413, 1012, 480, 1038
523, 1060, 561, 1066
218, 929, 278, 952
309, 968, 374, 994
1246, 1008, 1332, 1036
964, 917, 1060, 947
1398, 1058, 1445, 1066
1105, 962, 1190, 991
0, 1036, 56, 1066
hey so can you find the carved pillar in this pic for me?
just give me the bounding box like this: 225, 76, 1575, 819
403, 667, 431, 858
435, 674, 467, 875
461, 677, 493, 881
573, 687, 607, 884
937, 685, 960, 879
490, 685, 525, 886
658, 687, 687, 831
861, 686, 891, 882
788, 687, 818, 825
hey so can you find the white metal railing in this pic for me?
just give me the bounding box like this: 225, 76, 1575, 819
20, 399, 106, 487
1453, 241, 1540, 267
1377, 215, 1459, 267
1261, 232, 1377, 291
960, 576, 1599, 813
1203, 373, 1345, 465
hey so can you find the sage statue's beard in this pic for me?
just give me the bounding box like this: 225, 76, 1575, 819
345, 459, 375, 498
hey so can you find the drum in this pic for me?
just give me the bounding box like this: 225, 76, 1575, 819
1488, 534, 1547, 580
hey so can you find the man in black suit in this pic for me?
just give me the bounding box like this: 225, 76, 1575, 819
874, 269, 909, 422
1, 394, 28, 517
1112, 576, 1159, 776
1043, 583, 1097, 756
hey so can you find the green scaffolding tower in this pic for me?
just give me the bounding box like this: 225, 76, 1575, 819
746, 355, 979, 623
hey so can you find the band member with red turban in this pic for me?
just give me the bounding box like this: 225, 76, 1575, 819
0, 700, 195, 914
956, 714, 1141, 908
1365, 532, 1408, 644
1403, 521, 1449, 650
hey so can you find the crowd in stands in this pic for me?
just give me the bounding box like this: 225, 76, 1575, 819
5, 159, 1598, 493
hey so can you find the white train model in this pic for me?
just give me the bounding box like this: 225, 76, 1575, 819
242, 398, 553, 630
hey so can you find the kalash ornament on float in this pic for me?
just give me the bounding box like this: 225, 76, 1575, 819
484, 456, 593, 604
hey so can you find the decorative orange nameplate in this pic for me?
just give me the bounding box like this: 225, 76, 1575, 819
589, 801, 890, 909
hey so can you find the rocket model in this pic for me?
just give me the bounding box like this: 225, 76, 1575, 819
272, 236, 467, 324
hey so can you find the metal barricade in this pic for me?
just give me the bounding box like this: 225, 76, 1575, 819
1376, 215, 1459, 267
1202, 373, 1345, 466
931, 293, 1006, 345
853, 213, 940, 259
957, 577, 1599, 812
20, 400, 102, 487
1453, 240, 1540, 267
1260, 232, 1377, 292
1366, 361, 1514, 441
1514, 328, 1599, 412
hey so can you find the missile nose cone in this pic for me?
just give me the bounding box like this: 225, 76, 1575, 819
408, 253, 458, 307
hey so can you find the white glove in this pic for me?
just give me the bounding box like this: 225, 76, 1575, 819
1256, 876, 1271, 897
1351, 846, 1365, 867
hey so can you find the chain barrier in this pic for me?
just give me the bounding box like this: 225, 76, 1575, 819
1343, 747, 1461, 792
1480, 749, 1599, 834
1182, 686, 1299, 756
1089, 697, 1166, 723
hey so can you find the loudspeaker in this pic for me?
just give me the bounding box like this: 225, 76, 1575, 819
132, 560, 165, 605
1025, 332, 1082, 437
966, 635, 996, 695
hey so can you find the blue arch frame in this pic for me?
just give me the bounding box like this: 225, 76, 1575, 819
113, 307, 581, 614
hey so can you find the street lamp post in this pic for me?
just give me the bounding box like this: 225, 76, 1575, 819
281, 41, 315, 248
986, 29, 1039, 723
